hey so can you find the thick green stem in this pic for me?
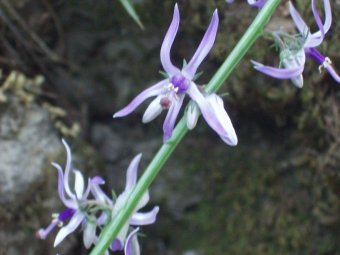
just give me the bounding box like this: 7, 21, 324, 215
91, 0, 280, 254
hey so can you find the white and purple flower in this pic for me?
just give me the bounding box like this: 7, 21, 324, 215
37, 141, 159, 254
109, 154, 159, 253
252, 0, 339, 87
113, 4, 237, 146
36, 139, 95, 247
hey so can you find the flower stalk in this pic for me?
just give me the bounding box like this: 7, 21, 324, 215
90, 0, 281, 254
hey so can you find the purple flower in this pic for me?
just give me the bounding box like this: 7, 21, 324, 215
109, 154, 159, 252
36, 139, 94, 247
114, 4, 237, 145
252, 0, 339, 87
225, 0, 267, 8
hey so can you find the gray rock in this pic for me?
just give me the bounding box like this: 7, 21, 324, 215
0, 96, 70, 255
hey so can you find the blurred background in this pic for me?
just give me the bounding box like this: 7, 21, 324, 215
0, 0, 339, 254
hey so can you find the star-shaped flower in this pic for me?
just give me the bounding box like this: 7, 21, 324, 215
114, 4, 237, 145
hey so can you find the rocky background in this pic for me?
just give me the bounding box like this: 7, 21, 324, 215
0, 0, 339, 254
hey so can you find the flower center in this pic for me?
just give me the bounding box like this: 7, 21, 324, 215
58, 208, 75, 221
170, 74, 190, 94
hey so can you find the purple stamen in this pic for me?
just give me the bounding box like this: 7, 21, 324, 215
305, 47, 325, 65
170, 74, 190, 94
58, 208, 75, 221
36, 221, 59, 240
36, 208, 75, 240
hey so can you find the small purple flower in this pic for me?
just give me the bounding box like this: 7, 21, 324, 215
225, 0, 267, 8
114, 4, 237, 145
109, 154, 159, 252
36, 139, 93, 247
252, 0, 339, 87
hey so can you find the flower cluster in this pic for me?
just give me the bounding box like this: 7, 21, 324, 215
37, 139, 159, 254
252, 0, 339, 87
114, 4, 237, 146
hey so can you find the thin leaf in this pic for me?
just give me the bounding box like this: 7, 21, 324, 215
118, 0, 144, 29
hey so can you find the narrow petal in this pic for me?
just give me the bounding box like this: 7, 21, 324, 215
90, 177, 112, 205
163, 94, 185, 141
125, 154, 142, 191
311, 0, 324, 37
252, 60, 304, 79
51, 162, 74, 208
206, 94, 238, 145
309, 0, 332, 41
61, 139, 76, 199
186, 101, 200, 130
304, 0, 325, 47
136, 190, 150, 211
97, 212, 109, 225
160, 4, 181, 76
183, 10, 219, 79
187, 85, 237, 146
113, 80, 167, 118
73, 170, 85, 200
54, 212, 84, 247
124, 228, 140, 255
142, 96, 163, 123
130, 206, 159, 226
83, 178, 92, 199
289, 1, 308, 36
83, 221, 97, 249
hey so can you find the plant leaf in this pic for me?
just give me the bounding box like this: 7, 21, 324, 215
118, 0, 144, 29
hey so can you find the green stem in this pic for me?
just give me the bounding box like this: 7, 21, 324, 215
91, 0, 280, 254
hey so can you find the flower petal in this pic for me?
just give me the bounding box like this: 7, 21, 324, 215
73, 170, 85, 200
61, 139, 76, 199
252, 60, 304, 79
205, 94, 238, 145
163, 94, 185, 141
124, 228, 140, 255
308, 0, 332, 45
51, 162, 74, 208
54, 212, 84, 247
125, 154, 142, 191
183, 10, 219, 79
110, 238, 124, 251
186, 101, 200, 130
83, 221, 97, 249
113, 80, 167, 118
289, 1, 309, 36
187, 85, 237, 146
130, 206, 159, 226
160, 4, 181, 76
142, 95, 163, 123
90, 177, 112, 205
97, 212, 109, 225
